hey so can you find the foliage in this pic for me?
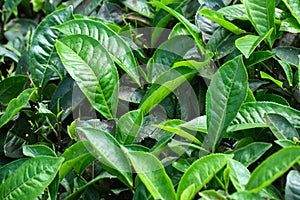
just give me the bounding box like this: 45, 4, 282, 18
1, 0, 300, 199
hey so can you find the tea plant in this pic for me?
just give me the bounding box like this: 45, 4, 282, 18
0, 0, 300, 199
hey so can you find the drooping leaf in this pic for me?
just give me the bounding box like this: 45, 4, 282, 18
116, 109, 143, 145
56, 34, 119, 119
204, 56, 248, 152
0, 75, 29, 105
77, 127, 132, 187
177, 154, 233, 199
265, 113, 299, 141
0, 88, 36, 129
29, 7, 73, 88
55, 19, 140, 86
140, 67, 197, 115
282, 0, 300, 24
23, 144, 56, 157
246, 146, 300, 193
243, 0, 275, 47
285, 170, 300, 200
199, 8, 246, 35
0, 156, 64, 200
233, 142, 272, 167
235, 29, 273, 58
229, 102, 300, 132
126, 151, 176, 200
149, 1, 206, 54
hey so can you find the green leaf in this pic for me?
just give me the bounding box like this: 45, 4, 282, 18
285, 170, 300, 200
56, 34, 119, 119
229, 102, 300, 132
2, 0, 22, 24
126, 151, 176, 200
29, 7, 73, 88
282, 0, 300, 24
275, 139, 298, 148
0, 159, 28, 185
116, 109, 143, 145
179, 115, 207, 133
0, 75, 29, 105
60, 141, 95, 180
246, 146, 300, 193
140, 67, 197, 115
205, 56, 248, 152
55, 19, 140, 86
265, 113, 299, 140
123, 0, 154, 18
199, 190, 227, 200
0, 156, 64, 200
280, 17, 300, 33
199, 8, 246, 35
169, 23, 190, 39
23, 144, 56, 157
235, 29, 273, 58
77, 127, 132, 187
0, 88, 36, 129
277, 60, 293, 85
260, 71, 283, 88
272, 46, 300, 67
243, 0, 275, 47
177, 154, 233, 199
149, 1, 206, 54
245, 51, 276, 67
233, 142, 272, 167
229, 159, 250, 191
218, 4, 248, 20
230, 191, 264, 200
180, 184, 195, 200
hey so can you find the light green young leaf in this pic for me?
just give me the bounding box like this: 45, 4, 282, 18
205, 56, 248, 152
235, 28, 273, 58
116, 109, 143, 145
77, 127, 132, 187
149, 1, 206, 54
246, 146, 300, 193
199, 8, 247, 35
177, 154, 233, 199
126, 151, 176, 200
0, 156, 64, 200
56, 34, 119, 119
0, 88, 36, 129
55, 19, 140, 86
260, 71, 283, 88
243, 0, 275, 47
229, 159, 251, 191
180, 184, 195, 200
23, 144, 56, 157
29, 7, 73, 88
282, 0, 300, 25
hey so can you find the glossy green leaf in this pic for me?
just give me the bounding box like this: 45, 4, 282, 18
280, 17, 300, 33
245, 51, 276, 67
2, 0, 22, 24
149, 2, 206, 54
0, 156, 64, 200
285, 170, 300, 200
246, 146, 300, 193
77, 127, 132, 187
126, 151, 176, 200
229, 159, 250, 191
180, 184, 195, 200
272, 46, 300, 67
179, 115, 207, 133
56, 34, 119, 119
140, 67, 197, 115
199, 190, 226, 200
265, 113, 299, 140
0, 88, 35, 129
230, 191, 264, 200
233, 142, 272, 167
260, 71, 283, 88
218, 4, 248, 20
205, 56, 248, 152
29, 7, 73, 88
243, 0, 275, 47
229, 102, 300, 132
123, 0, 154, 18
282, 0, 300, 24
169, 23, 190, 39
60, 141, 95, 180
277, 60, 293, 85
55, 19, 140, 86
177, 154, 233, 199
147, 35, 195, 83
0, 75, 29, 105
275, 139, 298, 148
199, 8, 246, 35
236, 29, 273, 58
23, 144, 56, 157
256, 93, 289, 106
116, 109, 143, 145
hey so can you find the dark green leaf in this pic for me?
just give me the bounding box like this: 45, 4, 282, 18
285, 170, 300, 200
2, 0, 22, 24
